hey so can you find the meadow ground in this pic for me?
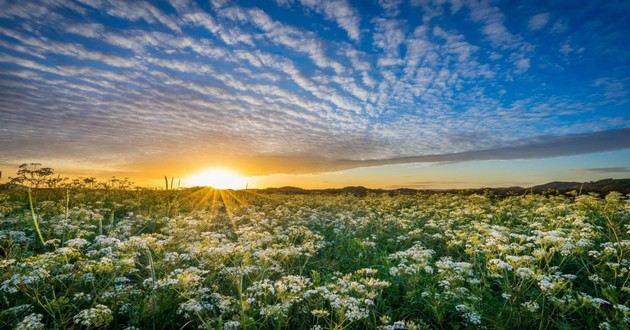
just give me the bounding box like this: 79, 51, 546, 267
0, 187, 628, 329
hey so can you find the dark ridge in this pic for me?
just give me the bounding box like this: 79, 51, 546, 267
252, 178, 630, 196
530, 178, 630, 194
531, 181, 582, 191
261, 186, 308, 194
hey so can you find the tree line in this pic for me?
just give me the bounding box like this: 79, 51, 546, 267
1, 163, 134, 190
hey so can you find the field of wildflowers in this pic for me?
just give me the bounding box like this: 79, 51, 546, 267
0, 184, 628, 329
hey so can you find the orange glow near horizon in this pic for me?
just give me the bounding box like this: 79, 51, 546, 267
183, 167, 249, 189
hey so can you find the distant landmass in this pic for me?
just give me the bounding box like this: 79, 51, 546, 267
2, 178, 628, 195
255, 178, 630, 195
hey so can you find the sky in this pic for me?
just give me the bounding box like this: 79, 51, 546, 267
0, 0, 628, 189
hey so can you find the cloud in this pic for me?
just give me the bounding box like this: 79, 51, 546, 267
594, 78, 627, 100
372, 18, 406, 55
528, 13, 550, 31
550, 20, 568, 34
377, 0, 403, 17
259, 128, 630, 174
170, 0, 254, 46
76, 0, 182, 33
296, 0, 361, 41
0, 27, 137, 68
514, 57, 530, 73
465, 0, 519, 46
582, 167, 630, 173
559, 42, 573, 56
145, 128, 629, 176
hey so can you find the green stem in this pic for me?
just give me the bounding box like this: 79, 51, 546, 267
28, 188, 46, 246
146, 247, 157, 330
98, 215, 103, 235
61, 188, 69, 245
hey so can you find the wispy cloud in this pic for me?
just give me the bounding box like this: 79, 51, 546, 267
76, 0, 182, 33
528, 13, 550, 31
594, 78, 627, 100
582, 167, 630, 174
377, 0, 403, 17
248, 128, 630, 174
295, 0, 361, 41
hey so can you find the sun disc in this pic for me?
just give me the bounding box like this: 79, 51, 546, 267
185, 168, 247, 189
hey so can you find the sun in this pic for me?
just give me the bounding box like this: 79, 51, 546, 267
184, 168, 248, 189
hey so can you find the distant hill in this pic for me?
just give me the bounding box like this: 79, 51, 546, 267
531, 181, 583, 191
261, 186, 378, 196
261, 186, 309, 194
530, 178, 630, 194
254, 178, 630, 196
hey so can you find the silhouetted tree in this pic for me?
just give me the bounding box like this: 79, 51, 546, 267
9, 163, 55, 188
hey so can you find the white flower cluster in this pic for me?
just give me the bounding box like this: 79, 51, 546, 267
72, 304, 113, 328
15, 313, 44, 330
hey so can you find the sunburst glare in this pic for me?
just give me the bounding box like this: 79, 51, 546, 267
184, 168, 248, 189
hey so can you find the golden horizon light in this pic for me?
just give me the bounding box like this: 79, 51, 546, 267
183, 167, 249, 189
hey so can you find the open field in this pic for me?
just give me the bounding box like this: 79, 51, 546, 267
2, 0, 629, 329
1, 187, 628, 329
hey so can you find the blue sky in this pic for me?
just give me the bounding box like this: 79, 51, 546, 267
0, 0, 628, 187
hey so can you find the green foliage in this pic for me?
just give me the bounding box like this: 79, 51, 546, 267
0, 185, 628, 329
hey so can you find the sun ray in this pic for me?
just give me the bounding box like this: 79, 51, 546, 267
218, 190, 239, 236
223, 189, 249, 208
186, 187, 215, 213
